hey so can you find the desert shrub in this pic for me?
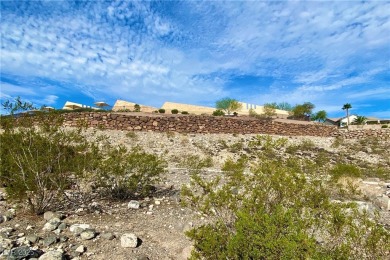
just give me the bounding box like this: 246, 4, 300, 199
381, 125, 388, 128
95, 146, 167, 200
330, 163, 362, 180
331, 137, 344, 148
117, 109, 132, 112
228, 141, 244, 153
181, 111, 189, 115
180, 155, 213, 174
158, 108, 166, 114
171, 109, 179, 114
126, 131, 138, 139
0, 98, 99, 214
248, 135, 287, 158
212, 110, 225, 116
181, 157, 389, 259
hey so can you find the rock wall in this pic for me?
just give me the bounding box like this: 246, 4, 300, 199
60, 112, 390, 139
62, 112, 337, 137
334, 129, 390, 139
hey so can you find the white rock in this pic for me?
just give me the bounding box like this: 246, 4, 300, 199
69, 224, 91, 235
39, 250, 64, 260
80, 229, 96, 240
127, 200, 140, 209
120, 233, 138, 248
75, 245, 85, 253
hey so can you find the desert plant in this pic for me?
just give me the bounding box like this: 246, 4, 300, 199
215, 98, 242, 115
0, 98, 99, 214
171, 109, 179, 114
181, 111, 189, 115
126, 131, 138, 139
330, 163, 362, 181
181, 156, 389, 259
311, 110, 327, 123
158, 108, 166, 114
212, 110, 225, 116
134, 104, 141, 112
95, 146, 167, 200
263, 103, 277, 118
381, 125, 388, 128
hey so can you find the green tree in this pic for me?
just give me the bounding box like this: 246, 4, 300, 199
354, 115, 367, 125
263, 103, 277, 118
291, 102, 315, 120
342, 103, 352, 129
134, 104, 141, 112
312, 110, 327, 123
276, 102, 293, 111
215, 98, 242, 115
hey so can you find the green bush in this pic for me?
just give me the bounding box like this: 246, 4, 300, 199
95, 146, 167, 200
126, 131, 138, 139
158, 108, 166, 114
0, 99, 99, 214
134, 104, 141, 112
329, 163, 362, 181
381, 125, 388, 128
181, 157, 389, 259
181, 111, 189, 115
212, 110, 225, 116
171, 109, 179, 114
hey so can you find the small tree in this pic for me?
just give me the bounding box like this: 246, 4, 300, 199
134, 104, 141, 112
158, 108, 165, 114
291, 102, 315, 120
263, 103, 277, 118
216, 98, 242, 115
312, 110, 327, 123
171, 109, 179, 114
342, 103, 352, 129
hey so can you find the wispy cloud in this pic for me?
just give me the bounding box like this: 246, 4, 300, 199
0, 0, 389, 117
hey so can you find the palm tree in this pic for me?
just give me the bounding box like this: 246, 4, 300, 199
354, 115, 367, 125
342, 103, 352, 129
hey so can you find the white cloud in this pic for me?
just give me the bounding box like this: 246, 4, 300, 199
0, 0, 389, 114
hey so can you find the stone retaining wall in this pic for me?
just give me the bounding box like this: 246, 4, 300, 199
62, 112, 337, 137
60, 113, 390, 139
334, 129, 390, 139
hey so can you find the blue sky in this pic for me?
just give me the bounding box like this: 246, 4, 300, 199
1, 0, 389, 118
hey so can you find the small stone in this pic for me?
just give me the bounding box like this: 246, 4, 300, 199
75, 245, 85, 253
100, 232, 115, 240
80, 229, 96, 240
43, 218, 61, 231
128, 200, 140, 209
43, 211, 62, 221
26, 234, 39, 244
120, 233, 138, 248
69, 224, 91, 236
57, 223, 67, 231
38, 250, 64, 260
154, 200, 161, 205
26, 225, 34, 230
43, 236, 57, 246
